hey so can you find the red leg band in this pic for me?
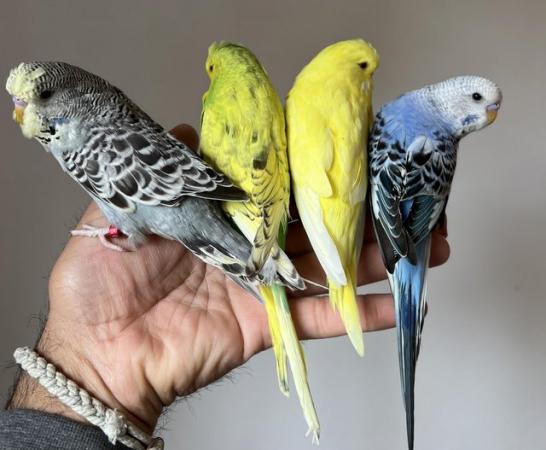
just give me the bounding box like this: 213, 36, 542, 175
106, 226, 122, 239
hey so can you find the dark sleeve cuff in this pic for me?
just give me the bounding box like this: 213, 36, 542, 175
0, 409, 131, 450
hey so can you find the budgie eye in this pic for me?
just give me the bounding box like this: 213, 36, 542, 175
209, 64, 214, 72
358, 62, 368, 69
472, 92, 483, 101
39, 90, 53, 100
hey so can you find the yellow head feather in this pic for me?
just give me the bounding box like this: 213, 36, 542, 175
294, 38, 379, 87
5, 63, 46, 138
205, 41, 264, 80
6, 63, 45, 102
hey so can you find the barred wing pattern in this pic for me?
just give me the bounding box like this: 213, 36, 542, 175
369, 111, 458, 272
61, 125, 247, 213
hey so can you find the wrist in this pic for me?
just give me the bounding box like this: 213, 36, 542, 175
9, 322, 162, 433
8, 371, 83, 421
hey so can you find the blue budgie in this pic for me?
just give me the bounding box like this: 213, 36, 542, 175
369, 76, 502, 450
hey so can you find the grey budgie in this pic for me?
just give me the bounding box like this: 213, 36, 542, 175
5, 61, 302, 291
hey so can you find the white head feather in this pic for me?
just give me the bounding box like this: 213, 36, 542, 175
425, 76, 502, 137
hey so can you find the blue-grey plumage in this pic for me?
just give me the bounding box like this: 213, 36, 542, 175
5, 61, 301, 290
388, 236, 430, 450
369, 76, 502, 450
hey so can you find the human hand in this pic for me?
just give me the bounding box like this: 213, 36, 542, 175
9, 124, 450, 432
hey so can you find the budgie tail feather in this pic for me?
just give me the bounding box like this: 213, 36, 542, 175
259, 284, 320, 443
388, 237, 431, 450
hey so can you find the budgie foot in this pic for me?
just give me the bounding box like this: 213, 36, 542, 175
70, 225, 125, 251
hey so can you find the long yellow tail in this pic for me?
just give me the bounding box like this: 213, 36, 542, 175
260, 284, 320, 443
328, 270, 364, 356
262, 287, 289, 396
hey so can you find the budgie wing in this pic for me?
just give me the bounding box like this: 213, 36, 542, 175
403, 134, 455, 245
405, 195, 446, 246
370, 113, 452, 271
62, 125, 247, 213
369, 113, 411, 271
201, 84, 289, 270
289, 100, 346, 285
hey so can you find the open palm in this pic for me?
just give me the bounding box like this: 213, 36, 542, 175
40, 125, 450, 431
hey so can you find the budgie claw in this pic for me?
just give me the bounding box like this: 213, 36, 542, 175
71, 224, 125, 251
301, 277, 327, 291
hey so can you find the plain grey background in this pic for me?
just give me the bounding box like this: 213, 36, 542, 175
1, 0, 545, 449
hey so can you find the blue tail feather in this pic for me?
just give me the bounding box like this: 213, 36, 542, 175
388, 236, 431, 450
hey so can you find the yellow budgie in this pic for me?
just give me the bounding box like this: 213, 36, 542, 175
200, 41, 319, 442
286, 39, 379, 356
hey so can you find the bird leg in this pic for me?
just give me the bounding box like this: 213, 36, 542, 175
70, 225, 126, 251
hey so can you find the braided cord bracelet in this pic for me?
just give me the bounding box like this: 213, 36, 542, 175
14, 347, 164, 450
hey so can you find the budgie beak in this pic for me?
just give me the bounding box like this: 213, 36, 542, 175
12, 97, 27, 125
486, 102, 500, 124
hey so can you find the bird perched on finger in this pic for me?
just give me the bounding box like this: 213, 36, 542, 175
286, 39, 379, 356
5, 61, 302, 343
199, 42, 319, 442
369, 76, 502, 450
